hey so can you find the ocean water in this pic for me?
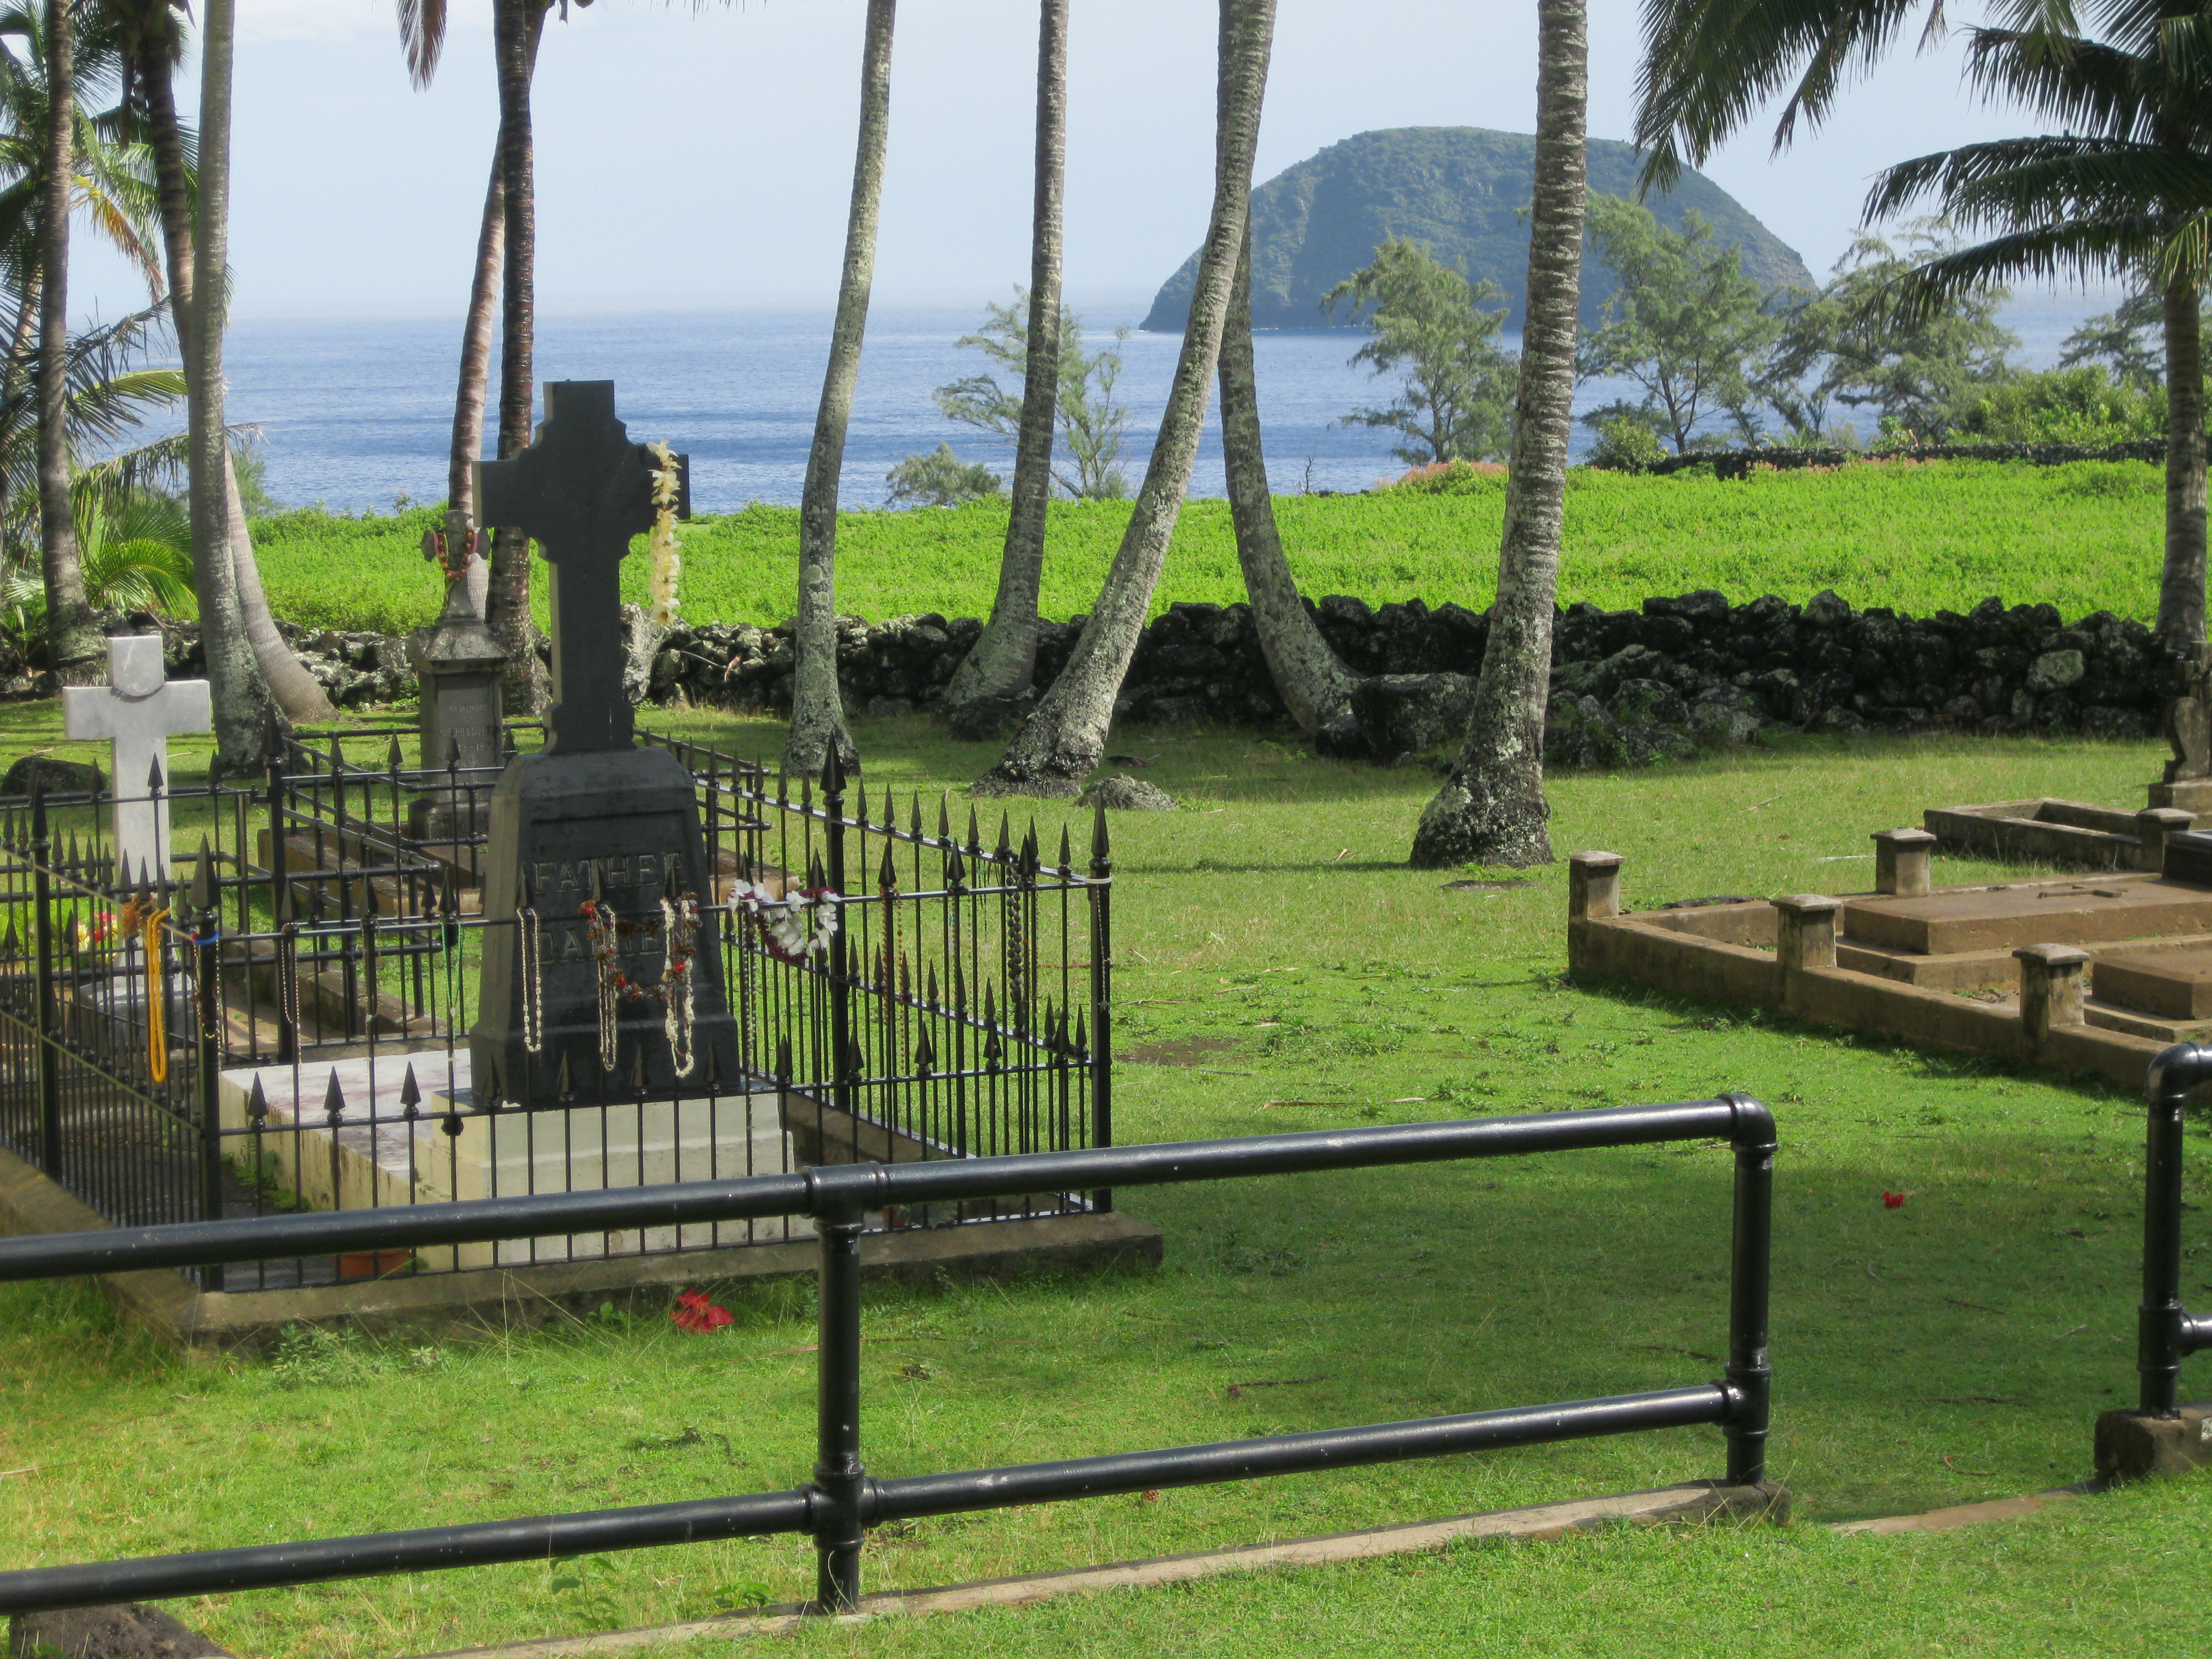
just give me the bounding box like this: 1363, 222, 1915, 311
216, 290, 2116, 518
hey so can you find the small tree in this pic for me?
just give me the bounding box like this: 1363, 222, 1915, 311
2062, 293, 2167, 394
885, 444, 1003, 507
1323, 238, 1515, 465
1817, 226, 2016, 446
934, 289, 1129, 499
1577, 196, 1777, 453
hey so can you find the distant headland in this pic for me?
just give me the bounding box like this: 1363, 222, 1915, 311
1141, 126, 1814, 332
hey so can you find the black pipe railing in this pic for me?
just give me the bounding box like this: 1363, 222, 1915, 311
0, 1094, 1777, 1618
2137, 1045, 2212, 1414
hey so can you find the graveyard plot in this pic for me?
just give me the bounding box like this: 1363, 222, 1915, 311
5, 721, 2208, 1658
0, 686, 1139, 1335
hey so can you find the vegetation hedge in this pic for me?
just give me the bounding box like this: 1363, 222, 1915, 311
247, 457, 2168, 637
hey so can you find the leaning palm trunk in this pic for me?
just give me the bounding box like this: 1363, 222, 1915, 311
1410, 0, 1587, 868
785, 0, 898, 775
188, 0, 271, 766
942, 0, 1069, 737
139, 32, 327, 721
2161, 271, 2206, 650
1219, 236, 1359, 744
449, 3, 545, 535
36, 0, 97, 681
489, 0, 549, 713
975, 0, 1275, 797
450, 153, 504, 526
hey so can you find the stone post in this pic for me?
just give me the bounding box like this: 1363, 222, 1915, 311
1871, 828, 1936, 898
2136, 808, 2195, 874
1771, 894, 1841, 1009
1568, 852, 1624, 921
2014, 943, 2090, 1044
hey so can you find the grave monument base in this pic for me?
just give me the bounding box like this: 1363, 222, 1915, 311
472, 745, 742, 1108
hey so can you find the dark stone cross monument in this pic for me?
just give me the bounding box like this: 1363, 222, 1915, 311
468, 380, 738, 1107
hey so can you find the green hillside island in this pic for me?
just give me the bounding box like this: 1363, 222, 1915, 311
1142, 126, 1813, 332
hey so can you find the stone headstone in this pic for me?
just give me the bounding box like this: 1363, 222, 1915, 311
2153, 645, 2212, 813
406, 528, 508, 841
58, 635, 211, 880
468, 380, 732, 1106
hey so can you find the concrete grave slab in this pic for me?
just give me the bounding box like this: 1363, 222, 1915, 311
217, 1051, 808, 1274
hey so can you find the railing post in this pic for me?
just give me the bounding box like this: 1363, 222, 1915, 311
2138, 1046, 2197, 1417
1087, 801, 1113, 1211
28, 786, 59, 1179
811, 1198, 868, 1613
1723, 1094, 1775, 1487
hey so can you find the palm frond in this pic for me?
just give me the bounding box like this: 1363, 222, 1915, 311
1634, 0, 1938, 188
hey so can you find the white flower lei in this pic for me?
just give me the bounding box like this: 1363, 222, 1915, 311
646, 440, 682, 628
731, 880, 839, 964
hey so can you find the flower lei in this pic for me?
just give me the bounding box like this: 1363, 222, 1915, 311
646, 440, 682, 628
660, 893, 699, 1078
583, 899, 628, 1072
731, 880, 839, 965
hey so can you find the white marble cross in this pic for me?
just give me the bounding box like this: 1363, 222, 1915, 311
61, 635, 211, 881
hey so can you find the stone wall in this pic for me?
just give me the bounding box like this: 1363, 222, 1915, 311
1622, 439, 2174, 478
81, 590, 2183, 772
641, 589, 2182, 768
0, 613, 417, 708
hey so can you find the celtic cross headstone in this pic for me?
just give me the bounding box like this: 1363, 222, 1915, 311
467, 381, 735, 1108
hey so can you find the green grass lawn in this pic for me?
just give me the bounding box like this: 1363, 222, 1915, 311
1, 709, 2207, 1656
246, 457, 2168, 637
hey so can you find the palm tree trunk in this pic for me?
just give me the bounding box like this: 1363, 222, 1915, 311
36, 0, 97, 682
785, 0, 897, 776
1219, 234, 1360, 744
975, 0, 1274, 797
188, 0, 271, 766
490, 0, 549, 714
1410, 0, 1587, 868
140, 31, 328, 721
942, 0, 1068, 738
0, 270, 39, 530
450, 150, 504, 526
2159, 272, 2206, 651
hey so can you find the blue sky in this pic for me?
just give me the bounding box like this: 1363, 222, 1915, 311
65, 0, 2119, 322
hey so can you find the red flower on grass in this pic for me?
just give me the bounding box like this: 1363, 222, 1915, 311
1882, 1191, 1906, 1209
672, 1288, 733, 1332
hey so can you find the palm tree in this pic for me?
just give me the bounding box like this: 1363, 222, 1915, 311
974, 0, 1276, 798
941, 0, 1069, 739
185, 0, 268, 764
1635, 0, 2212, 651
1863, 7, 2212, 649
1410, 0, 1587, 868
785, 0, 896, 775
34, 0, 93, 678
1218, 229, 1361, 745
487, 0, 550, 711
395, 0, 545, 609
110, 0, 330, 719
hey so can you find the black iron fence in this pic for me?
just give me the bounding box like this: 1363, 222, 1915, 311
0, 725, 1109, 1289
0, 1094, 1778, 1619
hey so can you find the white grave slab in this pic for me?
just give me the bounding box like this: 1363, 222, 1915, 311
217, 1050, 809, 1272
60, 635, 211, 881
